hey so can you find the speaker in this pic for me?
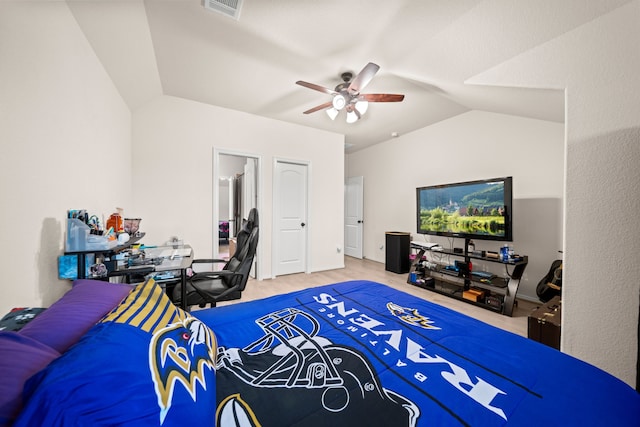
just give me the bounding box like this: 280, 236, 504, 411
385, 232, 411, 274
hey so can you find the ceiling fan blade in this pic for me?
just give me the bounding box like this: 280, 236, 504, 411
303, 101, 333, 114
348, 62, 380, 94
296, 80, 337, 96
358, 93, 405, 102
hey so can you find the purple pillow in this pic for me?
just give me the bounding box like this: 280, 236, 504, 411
13, 279, 217, 427
0, 332, 60, 426
19, 280, 132, 354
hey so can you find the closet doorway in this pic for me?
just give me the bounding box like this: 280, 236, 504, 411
213, 149, 261, 279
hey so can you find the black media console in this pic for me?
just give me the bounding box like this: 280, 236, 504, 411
407, 239, 528, 316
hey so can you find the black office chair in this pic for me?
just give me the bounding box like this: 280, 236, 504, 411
173, 208, 259, 308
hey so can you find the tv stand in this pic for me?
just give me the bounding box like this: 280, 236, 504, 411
407, 238, 527, 316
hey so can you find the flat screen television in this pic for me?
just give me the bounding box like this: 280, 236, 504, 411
416, 176, 512, 242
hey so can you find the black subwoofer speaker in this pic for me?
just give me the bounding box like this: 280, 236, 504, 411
385, 232, 410, 274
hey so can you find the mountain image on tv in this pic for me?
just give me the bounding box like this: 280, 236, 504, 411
418, 182, 506, 236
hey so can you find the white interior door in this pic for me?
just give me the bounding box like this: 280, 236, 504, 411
274, 160, 308, 276
344, 176, 364, 259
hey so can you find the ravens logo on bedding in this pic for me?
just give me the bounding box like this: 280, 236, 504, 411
387, 302, 441, 330
150, 317, 217, 424
215, 308, 420, 427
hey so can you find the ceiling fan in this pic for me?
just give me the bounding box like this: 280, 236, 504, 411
296, 62, 405, 123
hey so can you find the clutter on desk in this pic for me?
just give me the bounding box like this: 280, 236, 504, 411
123, 218, 142, 236
65, 208, 144, 252
67, 209, 88, 223
62, 209, 191, 285
166, 236, 184, 248
103, 244, 189, 272
66, 218, 117, 252
89, 263, 108, 277
127, 251, 163, 267
144, 246, 192, 260
58, 253, 95, 279
106, 208, 124, 234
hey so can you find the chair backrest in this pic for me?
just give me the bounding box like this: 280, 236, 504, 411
234, 208, 258, 253
223, 208, 259, 291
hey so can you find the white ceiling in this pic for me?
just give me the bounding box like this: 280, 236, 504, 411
66, 0, 629, 151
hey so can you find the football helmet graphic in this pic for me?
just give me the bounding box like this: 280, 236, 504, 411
216, 308, 420, 426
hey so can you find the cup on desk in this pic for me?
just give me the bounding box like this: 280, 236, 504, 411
168, 236, 183, 249
124, 218, 141, 236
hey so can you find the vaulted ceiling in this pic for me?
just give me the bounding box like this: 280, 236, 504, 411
66, 0, 629, 151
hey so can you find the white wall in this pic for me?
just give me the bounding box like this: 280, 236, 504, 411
132, 96, 345, 279
464, 0, 640, 388
346, 111, 564, 302
0, 2, 132, 314
0, 1, 344, 314
349, 4, 640, 388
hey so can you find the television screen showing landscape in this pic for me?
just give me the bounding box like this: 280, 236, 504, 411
417, 178, 510, 238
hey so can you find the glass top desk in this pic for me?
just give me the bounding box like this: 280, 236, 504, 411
65, 240, 194, 310
114, 245, 193, 310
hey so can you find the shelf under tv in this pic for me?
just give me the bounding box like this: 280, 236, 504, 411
407, 240, 528, 316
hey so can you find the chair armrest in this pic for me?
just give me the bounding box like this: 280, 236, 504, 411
192, 258, 226, 264
190, 259, 227, 274
191, 270, 237, 280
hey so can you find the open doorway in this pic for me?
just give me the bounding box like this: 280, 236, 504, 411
213, 149, 261, 279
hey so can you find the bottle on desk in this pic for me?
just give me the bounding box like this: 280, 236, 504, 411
500, 244, 509, 261
107, 208, 124, 233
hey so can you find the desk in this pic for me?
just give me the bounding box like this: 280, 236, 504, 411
116, 245, 193, 311
64, 233, 146, 280
65, 240, 194, 311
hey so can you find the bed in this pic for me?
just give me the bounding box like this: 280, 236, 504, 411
2, 278, 638, 426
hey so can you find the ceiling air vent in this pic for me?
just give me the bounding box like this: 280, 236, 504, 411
204, 0, 243, 20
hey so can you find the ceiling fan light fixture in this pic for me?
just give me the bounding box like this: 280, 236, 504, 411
326, 107, 339, 120
346, 110, 359, 124
332, 94, 346, 110
355, 100, 369, 115
296, 62, 404, 123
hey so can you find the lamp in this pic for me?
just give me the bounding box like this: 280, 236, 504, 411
346, 104, 360, 124
332, 94, 346, 110
326, 107, 339, 120
328, 95, 368, 123
355, 100, 369, 115
346, 110, 359, 123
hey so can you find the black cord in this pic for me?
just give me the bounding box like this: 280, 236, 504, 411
504, 263, 513, 279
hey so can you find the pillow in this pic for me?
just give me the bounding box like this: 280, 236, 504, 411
15, 279, 217, 427
19, 279, 133, 353
0, 332, 60, 427
0, 307, 46, 332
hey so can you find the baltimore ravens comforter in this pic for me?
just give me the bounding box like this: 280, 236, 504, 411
194, 280, 639, 427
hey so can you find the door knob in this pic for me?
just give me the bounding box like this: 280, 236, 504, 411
357, 220, 363, 223
301, 222, 306, 227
